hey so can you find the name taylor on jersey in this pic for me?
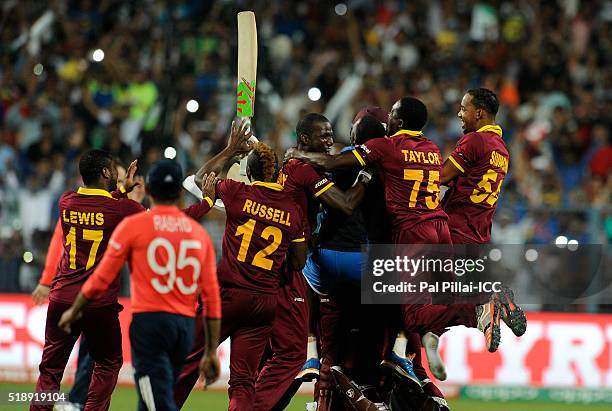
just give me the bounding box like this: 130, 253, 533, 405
402, 150, 442, 165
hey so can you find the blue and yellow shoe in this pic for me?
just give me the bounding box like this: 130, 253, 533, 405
380, 352, 422, 388
295, 357, 320, 382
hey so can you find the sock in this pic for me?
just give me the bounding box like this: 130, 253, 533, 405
307, 335, 319, 360
392, 332, 408, 359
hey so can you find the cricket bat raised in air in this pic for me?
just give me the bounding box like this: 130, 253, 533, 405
182, 11, 259, 206
237, 11, 259, 178
237, 11, 257, 123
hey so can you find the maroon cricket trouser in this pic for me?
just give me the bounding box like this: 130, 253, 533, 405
253, 271, 309, 410
393, 218, 454, 398
31, 301, 123, 411
174, 287, 277, 411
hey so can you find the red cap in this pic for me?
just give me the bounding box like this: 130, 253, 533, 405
353, 106, 388, 124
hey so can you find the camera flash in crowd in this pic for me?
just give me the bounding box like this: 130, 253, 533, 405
335, 3, 348, 16
554, 235, 568, 248
164, 147, 177, 160
33, 64, 43, 76
308, 87, 321, 102
92, 49, 105, 62
186, 99, 199, 113
23, 251, 33, 264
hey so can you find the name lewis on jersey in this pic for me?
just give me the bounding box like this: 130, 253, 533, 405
243, 199, 292, 227
62, 209, 104, 226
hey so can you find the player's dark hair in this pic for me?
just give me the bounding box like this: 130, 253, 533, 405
467, 88, 499, 116
79, 149, 113, 186
355, 115, 386, 145
247, 142, 279, 182
296, 113, 330, 137
396, 97, 428, 130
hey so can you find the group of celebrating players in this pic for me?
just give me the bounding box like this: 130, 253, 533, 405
29, 87, 527, 411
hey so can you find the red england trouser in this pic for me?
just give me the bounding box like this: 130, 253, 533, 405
31, 301, 123, 411
174, 287, 277, 411
253, 271, 309, 410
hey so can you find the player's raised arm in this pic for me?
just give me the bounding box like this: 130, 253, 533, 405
316, 169, 372, 216
181, 172, 219, 219
285, 148, 361, 172
194, 120, 252, 184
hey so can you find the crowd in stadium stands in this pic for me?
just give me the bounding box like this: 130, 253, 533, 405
0, 1, 610, 299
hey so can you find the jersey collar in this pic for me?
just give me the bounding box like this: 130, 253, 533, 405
477, 124, 503, 137
252, 181, 283, 191
77, 187, 113, 199
389, 129, 424, 138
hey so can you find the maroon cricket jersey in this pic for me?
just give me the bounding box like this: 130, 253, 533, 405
442, 125, 509, 243
276, 158, 334, 234
50, 188, 144, 307
216, 180, 306, 294
353, 130, 448, 232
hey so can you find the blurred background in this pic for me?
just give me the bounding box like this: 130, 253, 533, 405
0, 1, 611, 408
0, 0, 610, 308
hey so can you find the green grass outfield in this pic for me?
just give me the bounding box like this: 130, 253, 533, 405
2, 383, 612, 411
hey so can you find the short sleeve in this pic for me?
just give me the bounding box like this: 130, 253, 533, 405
182, 198, 213, 220
356, 137, 386, 165
120, 198, 146, 217
216, 179, 244, 203
294, 161, 334, 198
449, 134, 479, 173
290, 206, 307, 243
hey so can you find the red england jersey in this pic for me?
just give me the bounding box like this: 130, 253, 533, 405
216, 180, 306, 294
353, 130, 447, 232
82, 205, 220, 318
442, 125, 509, 243
277, 159, 334, 233
51, 187, 214, 307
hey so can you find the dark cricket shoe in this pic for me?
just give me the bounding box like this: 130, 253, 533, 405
495, 285, 527, 336
476, 299, 501, 352
331, 366, 390, 411
380, 352, 423, 391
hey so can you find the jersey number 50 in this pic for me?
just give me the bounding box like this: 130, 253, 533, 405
470, 169, 504, 206
147, 238, 202, 295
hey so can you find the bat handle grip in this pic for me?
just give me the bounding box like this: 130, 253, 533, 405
242, 117, 259, 143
